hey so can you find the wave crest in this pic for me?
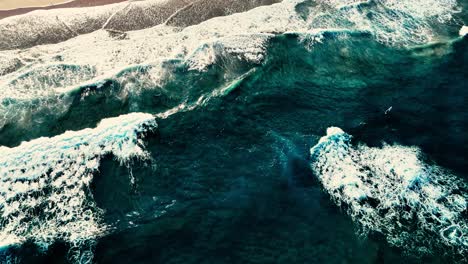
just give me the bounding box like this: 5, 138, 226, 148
310, 127, 468, 256
0, 113, 156, 259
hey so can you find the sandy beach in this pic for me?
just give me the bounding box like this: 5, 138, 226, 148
0, 0, 128, 19
0, 0, 73, 10
0, 0, 281, 50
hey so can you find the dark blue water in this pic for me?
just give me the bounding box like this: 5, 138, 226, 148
1, 3, 468, 263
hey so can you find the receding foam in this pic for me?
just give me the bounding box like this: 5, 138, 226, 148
310, 127, 468, 255
0, 113, 156, 259
310, 0, 458, 46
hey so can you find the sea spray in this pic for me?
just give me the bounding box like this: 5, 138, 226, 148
0, 113, 156, 258
310, 127, 468, 256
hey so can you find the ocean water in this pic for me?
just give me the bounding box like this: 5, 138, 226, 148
0, 0, 467, 263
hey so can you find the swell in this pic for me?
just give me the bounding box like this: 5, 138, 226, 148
0, 46, 258, 146
0, 0, 462, 109
1, 27, 466, 147
0, 29, 370, 147
0, 0, 466, 261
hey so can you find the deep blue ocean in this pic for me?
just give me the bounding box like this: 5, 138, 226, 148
0, 0, 467, 263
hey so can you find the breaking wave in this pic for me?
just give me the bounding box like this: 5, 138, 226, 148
0, 0, 463, 141
305, 0, 460, 45
310, 127, 468, 256
0, 113, 156, 261
0, 0, 466, 262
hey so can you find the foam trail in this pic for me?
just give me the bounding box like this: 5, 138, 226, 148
0, 113, 156, 259
310, 127, 468, 255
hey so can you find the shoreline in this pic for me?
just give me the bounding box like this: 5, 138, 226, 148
0, 0, 281, 50
0, 0, 75, 11
0, 0, 128, 20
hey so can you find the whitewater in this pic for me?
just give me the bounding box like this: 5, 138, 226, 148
0, 0, 467, 263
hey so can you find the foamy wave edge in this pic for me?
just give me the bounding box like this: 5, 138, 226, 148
0, 113, 156, 261
310, 127, 468, 256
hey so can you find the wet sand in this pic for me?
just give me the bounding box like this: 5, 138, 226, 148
0, 0, 128, 20
0, 0, 281, 50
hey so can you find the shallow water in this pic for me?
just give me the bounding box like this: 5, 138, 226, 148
1, 0, 467, 263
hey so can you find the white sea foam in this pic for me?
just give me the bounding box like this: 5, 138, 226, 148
0, 0, 193, 50
0, 113, 156, 257
0, 0, 463, 260
0, 0, 285, 51
310, 127, 468, 255
309, 0, 459, 45
460, 26, 468, 36
0, 1, 297, 129
0, 0, 459, 76
0, 0, 461, 131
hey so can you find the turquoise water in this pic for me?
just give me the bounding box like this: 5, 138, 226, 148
1, 0, 468, 263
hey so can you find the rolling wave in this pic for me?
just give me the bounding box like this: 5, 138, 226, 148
0, 1, 463, 140
0, 0, 466, 261
310, 127, 468, 256
0, 113, 156, 262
